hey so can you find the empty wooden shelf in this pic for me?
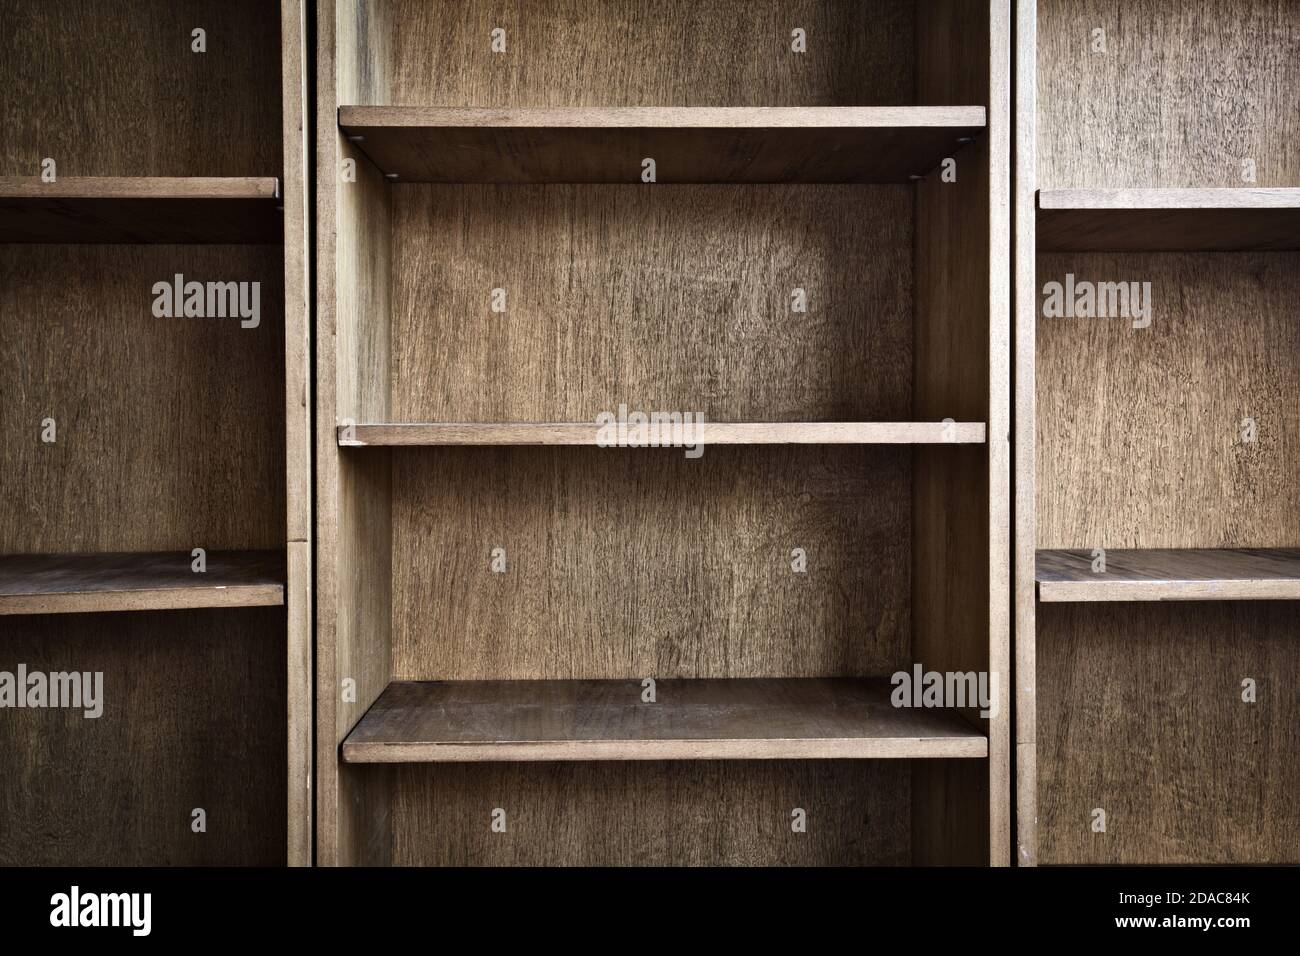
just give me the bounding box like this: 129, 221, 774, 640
343, 678, 988, 763
338, 106, 986, 183
338, 421, 988, 447
0, 176, 284, 243
0, 550, 286, 615
1038, 188, 1300, 252
1036, 549, 1300, 602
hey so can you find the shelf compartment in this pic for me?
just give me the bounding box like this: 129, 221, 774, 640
0, 550, 285, 615
0, 177, 283, 243
1036, 548, 1300, 603
338, 106, 986, 183
342, 678, 988, 763
1037, 188, 1300, 252
339, 421, 987, 447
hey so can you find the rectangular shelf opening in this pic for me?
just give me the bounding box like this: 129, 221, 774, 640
0, 550, 285, 615
339, 106, 986, 183
342, 678, 988, 763
0, 176, 283, 243
1036, 548, 1300, 602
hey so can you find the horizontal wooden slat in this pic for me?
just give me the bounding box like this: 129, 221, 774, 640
338, 106, 986, 183
1036, 548, 1300, 602
339, 421, 987, 446
1037, 188, 1300, 251
0, 176, 283, 243
342, 678, 988, 762
0, 550, 285, 615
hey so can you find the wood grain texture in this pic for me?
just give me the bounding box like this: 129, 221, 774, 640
0, 244, 285, 554
0, 607, 286, 865
1038, 188, 1300, 252
280, 0, 312, 867
1037, 253, 1300, 548
0, 550, 284, 615
1037, 601, 1299, 864
1037, 0, 1300, 188
343, 679, 988, 762
391, 760, 914, 866
912, 0, 1009, 866
389, 185, 912, 423
316, 0, 396, 867
391, 445, 911, 681
339, 107, 984, 183
381, 0, 916, 108
0, 0, 282, 177
0, 176, 283, 243
1013, 0, 1039, 866
1037, 548, 1300, 601
342, 422, 986, 446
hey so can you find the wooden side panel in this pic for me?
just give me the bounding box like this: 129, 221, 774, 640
0, 0, 282, 177
389, 185, 912, 423
392, 446, 911, 681
913, 0, 1010, 866
1037, 0, 1300, 189
0, 608, 286, 865
391, 761, 913, 866
316, 0, 394, 866
0, 245, 285, 554
1036, 253, 1300, 548
1038, 601, 1299, 864
380, 0, 916, 108
1013, 0, 1039, 866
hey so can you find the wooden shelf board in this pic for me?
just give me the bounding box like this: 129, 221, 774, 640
342, 678, 988, 763
0, 550, 286, 615
1037, 188, 1300, 252
339, 421, 987, 446
1036, 548, 1300, 602
0, 176, 283, 243
337, 106, 987, 183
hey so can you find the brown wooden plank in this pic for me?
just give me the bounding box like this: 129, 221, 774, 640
1038, 188, 1300, 252
0, 550, 284, 615
343, 678, 988, 762
0, 176, 283, 243
1037, 548, 1300, 602
341, 421, 986, 446
339, 106, 985, 183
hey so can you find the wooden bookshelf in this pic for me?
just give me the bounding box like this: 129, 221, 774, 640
0, 176, 284, 243
0, 0, 311, 867
338, 106, 987, 183
0, 550, 285, 615
1036, 548, 1300, 602
1038, 188, 1300, 252
1014, 0, 1300, 866
342, 678, 988, 763
339, 421, 988, 447
318, 0, 1010, 867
